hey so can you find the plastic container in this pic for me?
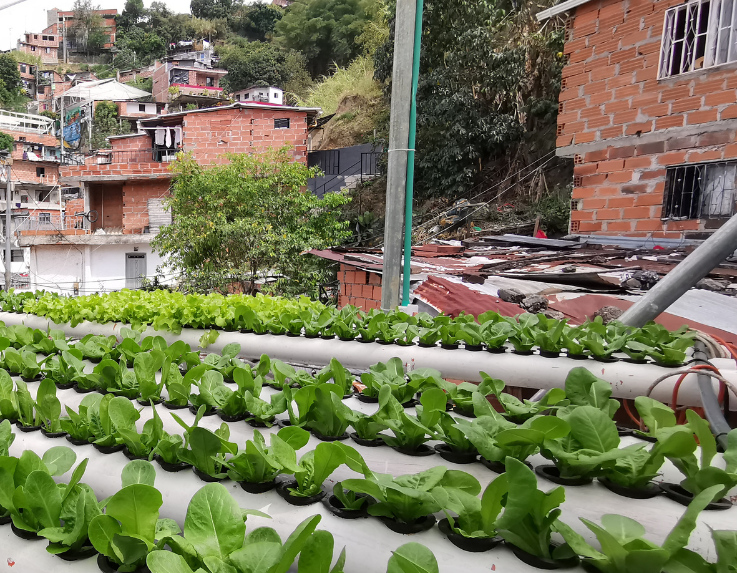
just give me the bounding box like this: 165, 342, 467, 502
437, 518, 502, 552
659, 483, 732, 510
246, 418, 271, 428
188, 405, 216, 416
349, 432, 385, 447
356, 393, 379, 404
56, 545, 97, 562
93, 443, 125, 455
66, 435, 91, 446
378, 514, 436, 534
452, 406, 476, 418
322, 493, 373, 519
123, 447, 149, 461
276, 480, 326, 506
434, 444, 478, 464
11, 522, 41, 540
73, 384, 96, 394
55, 381, 76, 390
136, 398, 163, 407
163, 401, 188, 410
311, 430, 349, 442
15, 422, 42, 432
238, 479, 277, 494
97, 554, 150, 573
390, 444, 435, 457
217, 411, 247, 423
192, 467, 228, 483
479, 458, 531, 473
21, 374, 45, 382
597, 477, 660, 499
41, 428, 67, 438
535, 464, 593, 486
507, 543, 579, 570
154, 455, 191, 473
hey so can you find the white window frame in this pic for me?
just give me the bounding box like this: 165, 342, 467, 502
659, 0, 737, 78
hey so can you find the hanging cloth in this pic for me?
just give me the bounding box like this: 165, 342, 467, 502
173, 126, 182, 146
165, 127, 172, 147
154, 127, 165, 145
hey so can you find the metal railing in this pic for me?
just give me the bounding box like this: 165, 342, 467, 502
15, 213, 90, 233
310, 151, 385, 197
0, 110, 54, 135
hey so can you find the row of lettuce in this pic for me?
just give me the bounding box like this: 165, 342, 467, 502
2, 341, 736, 508
2, 421, 735, 573
6, 289, 694, 365
0, 431, 437, 573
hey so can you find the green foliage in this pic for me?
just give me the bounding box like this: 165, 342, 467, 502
233, 1, 284, 41
90, 101, 131, 150
151, 148, 351, 296
0, 53, 22, 110
191, 0, 241, 20
71, 0, 108, 56
375, 0, 565, 199
275, 0, 382, 77
0, 131, 13, 154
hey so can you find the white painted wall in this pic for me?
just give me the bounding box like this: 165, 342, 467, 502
28, 242, 176, 295
123, 101, 158, 115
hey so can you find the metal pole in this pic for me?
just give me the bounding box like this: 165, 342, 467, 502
402, 0, 424, 306
5, 179, 11, 292
619, 214, 737, 327
381, 0, 417, 310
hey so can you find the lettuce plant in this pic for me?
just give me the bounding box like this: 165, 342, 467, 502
134, 351, 167, 402
533, 314, 568, 353
633, 396, 677, 439
0, 419, 14, 456
441, 379, 493, 414
114, 402, 165, 458
303, 384, 355, 438
151, 432, 185, 465
174, 415, 237, 479
96, 358, 141, 399
0, 370, 18, 421
86, 394, 122, 448
495, 458, 575, 561
541, 406, 641, 479
374, 387, 445, 451
360, 358, 435, 403
44, 349, 87, 387
481, 373, 567, 422
554, 485, 724, 573
439, 472, 507, 538
226, 427, 309, 484
2, 347, 24, 375
15, 379, 41, 427
89, 461, 170, 572
562, 367, 620, 419
667, 527, 737, 573
245, 391, 287, 425
343, 466, 480, 524
350, 410, 387, 440
669, 411, 737, 501
164, 362, 191, 406
315, 358, 355, 396
73, 333, 116, 361
481, 321, 514, 350
35, 377, 63, 433
290, 442, 349, 497
434, 412, 477, 454
418, 325, 442, 346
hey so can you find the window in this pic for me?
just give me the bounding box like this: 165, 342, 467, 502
39, 213, 51, 224
45, 47, 51, 54
20, 195, 29, 204
31, 46, 36, 51
274, 118, 290, 129
139, 104, 146, 112
243, 92, 249, 99
36, 167, 45, 177
660, 0, 737, 78
37, 86, 44, 94
38, 189, 52, 202
663, 162, 737, 219
235, 94, 240, 101
19, 64, 25, 73
34, 35, 38, 39
205, 77, 214, 87
10, 250, 23, 263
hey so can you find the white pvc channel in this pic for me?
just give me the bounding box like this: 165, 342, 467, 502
1, 312, 736, 408
4, 364, 737, 573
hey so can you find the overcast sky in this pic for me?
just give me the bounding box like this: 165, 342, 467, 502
1, 0, 194, 51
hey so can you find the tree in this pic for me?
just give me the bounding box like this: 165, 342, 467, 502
90, 101, 130, 150
115, 27, 166, 68
0, 132, 13, 154
374, 0, 565, 199
233, 2, 283, 41
71, 0, 107, 56
275, 0, 382, 77
190, 0, 242, 20
219, 40, 310, 93
0, 53, 22, 111
117, 0, 147, 33
151, 148, 351, 295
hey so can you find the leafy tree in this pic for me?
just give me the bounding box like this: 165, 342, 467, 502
275, 0, 382, 77
375, 0, 565, 198
0, 132, 13, 154
90, 101, 130, 150
233, 2, 283, 41
117, 0, 148, 33
190, 0, 242, 20
71, 0, 108, 56
0, 54, 23, 111
115, 27, 166, 68
219, 40, 309, 94
152, 148, 351, 296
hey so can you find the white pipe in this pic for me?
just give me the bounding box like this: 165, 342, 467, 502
0, 312, 728, 408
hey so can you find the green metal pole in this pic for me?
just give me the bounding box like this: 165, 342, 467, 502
402, 0, 423, 306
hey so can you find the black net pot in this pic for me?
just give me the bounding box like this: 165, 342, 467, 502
66, 435, 91, 446
97, 554, 150, 573
418, 341, 437, 348
192, 467, 228, 483
188, 405, 217, 416
154, 455, 191, 473
437, 518, 502, 552
539, 350, 562, 358
276, 419, 293, 429
0, 514, 10, 526
311, 430, 349, 442
356, 393, 379, 404
276, 480, 326, 506
440, 343, 459, 350
123, 447, 150, 461
15, 422, 42, 433
452, 405, 476, 418
358, 337, 376, 344
93, 443, 125, 455
597, 477, 660, 500
616, 426, 635, 437
378, 514, 436, 534
217, 411, 247, 423
434, 444, 478, 464
56, 381, 76, 390
512, 349, 534, 356
56, 545, 97, 562
566, 353, 590, 361
322, 493, 373, 519
659, 483, 732, 510
507, 542, 579, 570
74, 384, 96, 394
479, 458, 532, 474
163, 401, 188, 410
20, 373, 45, 382
11, 522, 41, 540
41, 428, 67, 439
390, 444, 435, 457
592, 355, 618, 363
136, 398, 163, 407
463, 344, 484, 352
535, 465, 593, 486
486, 346, 507, 354
401, 398, 419, 409
349, 432, 385, 447
238, 479, 277, 494
247, 418, 273, 428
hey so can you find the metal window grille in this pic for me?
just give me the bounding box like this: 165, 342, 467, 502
39, 213, 51, 224
10, 250, 23, 262
662, 162, 737, 219
659, 0, 737, 78
274, 118, 290, 129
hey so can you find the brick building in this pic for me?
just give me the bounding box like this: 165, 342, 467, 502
151, 49, 227, 108
20, 102, 320, 295
46, 7, 118, 58
17, 62, 37, 98
17, 32, 60, 65
539, 0, 737, 240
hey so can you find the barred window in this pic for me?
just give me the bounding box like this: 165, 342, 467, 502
659, 0, 737, 78
39, 213, 51, 224
274, 118, 290, 129
662, 162, 737, 219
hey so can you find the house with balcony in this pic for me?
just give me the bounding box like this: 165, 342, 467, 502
232, 86, 284, 105
0, 110, 65, 286
17, 62, 37, 99
17, 32, 59, 65
539, 0, 737, 242
19, 101, 320, 295
45, 7, 118, 61
151, 50, 228, 108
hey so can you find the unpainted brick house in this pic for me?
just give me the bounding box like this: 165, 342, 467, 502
539, 0, 737, 240
19, 102, 320, 295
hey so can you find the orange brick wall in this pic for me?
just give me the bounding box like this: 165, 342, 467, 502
9, 161, 60, 186
110, 135, 151, 151
122, 180, 170, 233
337, 263, 382, 311
559, 0, 737, 238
